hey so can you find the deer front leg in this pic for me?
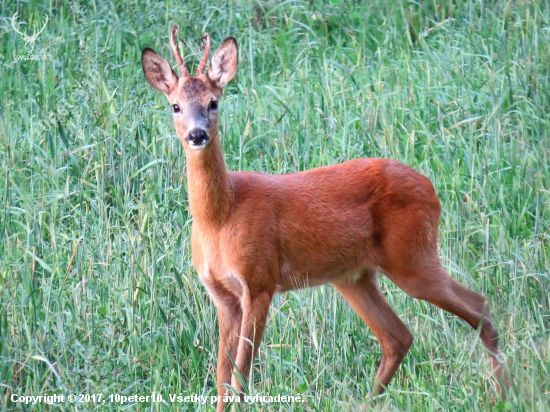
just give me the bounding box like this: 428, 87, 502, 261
230, 291, 273, 394
215, 299, 243, 412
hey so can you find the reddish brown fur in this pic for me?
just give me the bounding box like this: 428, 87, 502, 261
142, 28, 507, 411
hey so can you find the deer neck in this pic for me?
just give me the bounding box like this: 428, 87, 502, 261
185, 136, 232, 228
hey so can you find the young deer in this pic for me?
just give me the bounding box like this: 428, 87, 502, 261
142, 26, 506, 410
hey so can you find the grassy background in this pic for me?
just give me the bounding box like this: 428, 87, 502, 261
1, 0, 549, 410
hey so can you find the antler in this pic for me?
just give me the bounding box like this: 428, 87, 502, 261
170, 25, 190, 78
196, 33, 211, 76
11, 12, 48, 42
31, 14, 49, 41
11, 12, 27, 38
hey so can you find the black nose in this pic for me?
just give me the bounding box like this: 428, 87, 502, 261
187, 128, 209, 147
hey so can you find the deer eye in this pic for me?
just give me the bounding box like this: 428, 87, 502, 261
209, 100, 218, 111
172, 104, 181, 113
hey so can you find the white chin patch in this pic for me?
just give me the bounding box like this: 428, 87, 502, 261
189, 142, 207, 150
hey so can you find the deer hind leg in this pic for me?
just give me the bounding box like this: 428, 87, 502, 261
383, 260, 507, 397
333, 270, 413, 396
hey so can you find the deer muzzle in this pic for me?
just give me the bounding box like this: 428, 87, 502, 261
186, 128, 209, 150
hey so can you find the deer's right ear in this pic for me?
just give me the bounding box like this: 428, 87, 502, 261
141, 48, 178, 95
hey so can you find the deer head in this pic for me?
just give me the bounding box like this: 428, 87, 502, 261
11, 12, 49, 54
141, 26, 238, 152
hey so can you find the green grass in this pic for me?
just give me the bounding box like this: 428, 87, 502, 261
1, 0, 549, 410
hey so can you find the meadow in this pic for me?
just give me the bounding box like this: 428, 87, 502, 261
1, 0, 549, 410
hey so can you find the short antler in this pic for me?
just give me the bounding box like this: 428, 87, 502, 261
170, 25, 190, 78
196, 33, 211, 76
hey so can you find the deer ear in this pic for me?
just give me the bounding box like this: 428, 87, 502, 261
207, 37, 238, 89
142, 48, 178, 95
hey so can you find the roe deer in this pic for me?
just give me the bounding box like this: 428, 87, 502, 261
141, 26, 507, 411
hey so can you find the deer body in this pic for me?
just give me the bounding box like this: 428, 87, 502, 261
193, 156, 440, 293
142, 27, 506, 411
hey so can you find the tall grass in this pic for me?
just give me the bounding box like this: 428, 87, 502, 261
1, 0, 549, 410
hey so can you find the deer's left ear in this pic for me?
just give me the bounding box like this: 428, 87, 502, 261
207, 37, 238, 90
142, 47, 179, 95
